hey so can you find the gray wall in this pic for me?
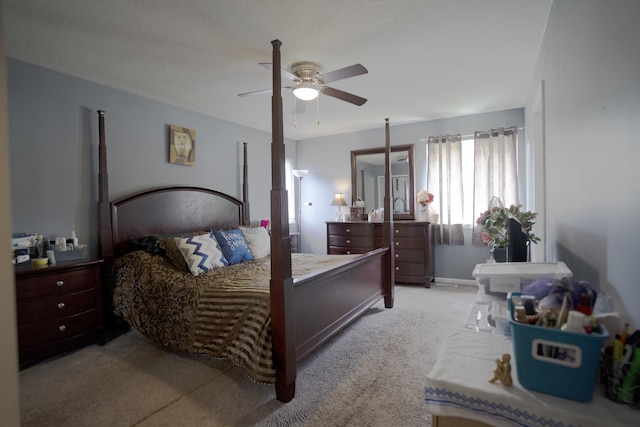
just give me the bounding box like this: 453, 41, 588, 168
294, 109, 526, 280
524, 0, 640, 328
8, 59, 294, 258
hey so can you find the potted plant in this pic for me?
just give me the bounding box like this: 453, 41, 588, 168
476, 204, 540, 262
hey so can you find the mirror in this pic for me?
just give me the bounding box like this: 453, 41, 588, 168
351, 144, 414, 220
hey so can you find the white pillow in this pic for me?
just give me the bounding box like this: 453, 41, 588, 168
239, 226, 270, 259
174, 232, 228, 276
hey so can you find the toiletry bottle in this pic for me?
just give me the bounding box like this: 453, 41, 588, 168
71, 231, 79, 248
561, 310, 586, 333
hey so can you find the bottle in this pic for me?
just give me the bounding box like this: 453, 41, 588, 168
71, 231, 78, 249
560, 310, 586, 334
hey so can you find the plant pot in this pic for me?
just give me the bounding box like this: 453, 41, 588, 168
491, 246, 507, 263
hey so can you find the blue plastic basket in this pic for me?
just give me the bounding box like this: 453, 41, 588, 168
508, 292, 608, 402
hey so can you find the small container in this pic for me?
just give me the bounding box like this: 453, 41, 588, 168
561, 310, 586, 333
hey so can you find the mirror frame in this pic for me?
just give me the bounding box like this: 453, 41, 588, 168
350, 144, 415, 220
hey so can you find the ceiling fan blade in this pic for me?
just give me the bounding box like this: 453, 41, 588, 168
259, 62, 298, 81
238, 88, 273, 97
321, 86, 367, 106
317, 64, 368, 84
238, 86, 294, 97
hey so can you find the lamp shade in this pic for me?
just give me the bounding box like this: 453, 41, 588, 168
292, 169, 309, 178
331, 193, 348, 207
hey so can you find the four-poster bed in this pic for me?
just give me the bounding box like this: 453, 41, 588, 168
97, 39, 395, 402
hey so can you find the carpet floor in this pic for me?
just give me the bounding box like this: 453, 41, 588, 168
19, 283, 478, 427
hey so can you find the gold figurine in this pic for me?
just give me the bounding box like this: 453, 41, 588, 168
489, 353, 513, 387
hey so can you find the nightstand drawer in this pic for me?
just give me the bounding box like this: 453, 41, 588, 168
18, 308, 98, 348
16, 267, 95, 299
17, 288, 96, 324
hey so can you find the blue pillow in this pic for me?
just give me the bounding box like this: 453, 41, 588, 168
213, 229, 254, 265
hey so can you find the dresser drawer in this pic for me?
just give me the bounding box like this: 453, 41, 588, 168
16, 267, 96, 300
18, 308, 99, 348
393, 225, 427, 238
394, 250, 425, 263
327, 246, 370, 255
327, 223, 373, 237
395, 262, 426, 277
328, 235, 373, 248
17, 288, 96, 324
394, 237, 426, 250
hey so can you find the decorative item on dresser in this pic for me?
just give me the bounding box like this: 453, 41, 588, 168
14, 259, 104, 368
327, 221, 433, 287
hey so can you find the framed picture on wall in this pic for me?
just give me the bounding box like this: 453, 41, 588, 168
169, 125, 196, 166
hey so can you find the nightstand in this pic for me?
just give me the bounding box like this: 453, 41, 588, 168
14, 259, 104, 367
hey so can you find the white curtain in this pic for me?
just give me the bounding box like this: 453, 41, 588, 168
427, 135, 464, 245
472, 127, 519, 245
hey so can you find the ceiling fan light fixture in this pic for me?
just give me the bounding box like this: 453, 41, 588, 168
293, 83, 319, 101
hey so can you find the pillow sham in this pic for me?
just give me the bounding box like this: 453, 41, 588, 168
158, 237, 190, 272
129, 235, 164, 255
213, 228, 254, 265
239, 226, 270, 259
174, 232, 228, 276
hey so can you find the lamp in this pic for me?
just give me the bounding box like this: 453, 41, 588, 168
292, 82, 319, 101
331, 193, 348, 221
292, 170, 309, 237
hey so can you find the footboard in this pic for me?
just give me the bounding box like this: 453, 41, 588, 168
293, 247, 390, 360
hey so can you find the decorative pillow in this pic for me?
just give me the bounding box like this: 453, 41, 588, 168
239, 226, 270, 259
130, 235, 164, 255
213, 228, 254, 265
173, 232, 228, 276
158, 237, 190, 272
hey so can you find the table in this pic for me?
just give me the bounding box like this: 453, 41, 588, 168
425, 330, 638, 427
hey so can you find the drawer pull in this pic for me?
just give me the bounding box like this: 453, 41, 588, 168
346, 228, 350, 233
395, 254, 399, 258
346, 239, 350, 244
395, 229, 399, 233
395, 242, 400, 246
58, 325, 67, 332
395, 267, 400, 271
57, 302, 65, 309
56, 280, 64, 287
346, 251, 351, 254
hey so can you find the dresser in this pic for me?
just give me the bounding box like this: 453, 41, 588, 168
14, 259, 104, 367
326, 221, 433, 286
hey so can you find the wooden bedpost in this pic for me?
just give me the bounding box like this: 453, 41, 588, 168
97, 110, 113, 265
383, 118, 395, 308
269, 39, 296, 403
242, 142, 250, 225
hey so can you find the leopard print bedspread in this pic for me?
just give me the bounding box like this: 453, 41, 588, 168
111, 251, 360, 383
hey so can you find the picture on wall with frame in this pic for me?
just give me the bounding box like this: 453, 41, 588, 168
169, 124, 196, 166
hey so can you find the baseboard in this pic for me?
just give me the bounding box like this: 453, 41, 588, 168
433, 277, 477, 288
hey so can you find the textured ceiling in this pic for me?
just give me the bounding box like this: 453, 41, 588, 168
3, 0, 552, 140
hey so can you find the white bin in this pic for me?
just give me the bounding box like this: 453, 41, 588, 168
472, 262, 572, 303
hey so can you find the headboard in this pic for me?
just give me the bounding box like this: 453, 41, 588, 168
109, 186, 244, 259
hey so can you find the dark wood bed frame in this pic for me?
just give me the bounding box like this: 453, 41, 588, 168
97, 39, 394, 403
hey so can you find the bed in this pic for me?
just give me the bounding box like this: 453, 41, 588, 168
97, 39, 395, 402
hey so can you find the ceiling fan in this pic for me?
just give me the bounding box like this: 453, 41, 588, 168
238, 61, 368, 107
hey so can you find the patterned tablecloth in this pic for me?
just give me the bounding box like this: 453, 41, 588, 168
425, 329, 638, 427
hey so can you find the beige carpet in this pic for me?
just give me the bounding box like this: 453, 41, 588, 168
19, 283, 478, 427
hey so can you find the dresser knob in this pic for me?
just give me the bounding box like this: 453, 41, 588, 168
346, 228, 350, 233
346, 239, 351, 244
346, 251, 351, 254
58, 325, 67, 332
395, 242, 399, 246
56, 280, 64, 287
395, 254, 399, 258
395, 267, 400, 271
57, 302, 65, 309
395, 229, 399, 233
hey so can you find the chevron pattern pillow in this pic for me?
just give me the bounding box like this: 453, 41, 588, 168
174, 232, 228, 276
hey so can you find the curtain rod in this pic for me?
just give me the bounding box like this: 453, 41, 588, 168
423, 126, 524, 141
